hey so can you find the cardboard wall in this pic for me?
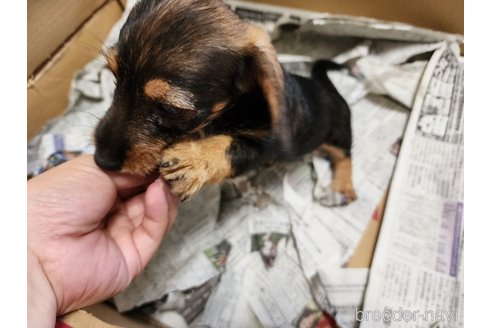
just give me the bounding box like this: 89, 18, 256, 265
83, 303, 155, 328
27, 0, 123, 139
58, 310, 119, 328
248, 0, 463, 34
27, 0, 109, 77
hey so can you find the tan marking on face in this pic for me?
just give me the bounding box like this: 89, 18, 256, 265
104, 47, 118, 73
160, 135, 233, 199
190, 100, 229, 133
144, 79, 170, 98
207, 100, 228, 121
318, 144, 357, 202
122, 140, 167, 176
144, 79, 196, 110
212, 100, 228, 113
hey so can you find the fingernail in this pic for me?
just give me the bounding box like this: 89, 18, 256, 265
158, 178, 178, 205
154, 177, 164, 188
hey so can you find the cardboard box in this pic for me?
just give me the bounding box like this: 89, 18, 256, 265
27, 0, 463, 326
27, 0, 123, 139
27, 0, 110, 77
246, 0, 463, 35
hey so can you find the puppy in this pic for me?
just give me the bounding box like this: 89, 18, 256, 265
94, 0, 356, 202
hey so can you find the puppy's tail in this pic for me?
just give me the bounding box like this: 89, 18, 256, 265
310, 59, 346, 89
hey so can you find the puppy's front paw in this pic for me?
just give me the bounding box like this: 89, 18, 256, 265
159, 136, 233, 201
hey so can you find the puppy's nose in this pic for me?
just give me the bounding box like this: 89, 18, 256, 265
94, 152, 123, 171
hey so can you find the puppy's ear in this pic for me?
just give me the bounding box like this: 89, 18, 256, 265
240, 25, 292, 154
103, 46, 118, 74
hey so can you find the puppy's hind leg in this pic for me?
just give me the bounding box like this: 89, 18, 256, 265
310, 59, 356, 203
317, 144, 357, 203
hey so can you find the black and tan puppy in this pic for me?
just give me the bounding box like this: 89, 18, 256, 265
94, 0, 356, 202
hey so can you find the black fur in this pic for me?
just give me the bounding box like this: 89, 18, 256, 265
223, 61, 352, 176
93, 0, 353, 198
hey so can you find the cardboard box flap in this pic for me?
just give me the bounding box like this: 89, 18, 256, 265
27, 0, 110, 77
27, 0, 122, 139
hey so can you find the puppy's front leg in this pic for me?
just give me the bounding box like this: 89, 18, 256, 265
160, 135, 261, 200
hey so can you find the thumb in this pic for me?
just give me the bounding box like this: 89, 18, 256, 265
131, 179, 178, 273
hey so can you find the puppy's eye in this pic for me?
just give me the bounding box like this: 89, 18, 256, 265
156, 103, 181, 115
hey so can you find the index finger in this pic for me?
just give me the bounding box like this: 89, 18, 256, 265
107, 171, 160, 199
81, 155, 157, 199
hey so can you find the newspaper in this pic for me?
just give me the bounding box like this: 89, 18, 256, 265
192, 205, 264, 328
359, 43, 464, 328
312, 267, 369, 328
283, 95, 409, 275
245, 243, 313, 327
27, 1, 464, 327
194, 269, 263, 328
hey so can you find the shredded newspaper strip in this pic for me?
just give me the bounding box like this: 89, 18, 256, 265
359, 44, 464, 328
27, 1, 463, 327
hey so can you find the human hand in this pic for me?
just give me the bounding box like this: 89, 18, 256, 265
27, 155, 178, 327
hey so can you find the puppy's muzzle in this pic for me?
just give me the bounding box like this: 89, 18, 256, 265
93, 106, 129, 171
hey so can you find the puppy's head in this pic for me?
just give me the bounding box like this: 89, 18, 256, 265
94, 0, 287, 175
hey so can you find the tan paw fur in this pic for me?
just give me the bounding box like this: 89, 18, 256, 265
159, 135, 233, 200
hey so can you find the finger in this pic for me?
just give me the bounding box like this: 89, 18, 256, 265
28, 155, 118, 230
107, 172, 153, 198
115, 183, 151, 200
106, 167, 160, 200
71, 155, 158, 199
162, 180, 179, 233
131, 179, 178, 271
60, 154, 150, 194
